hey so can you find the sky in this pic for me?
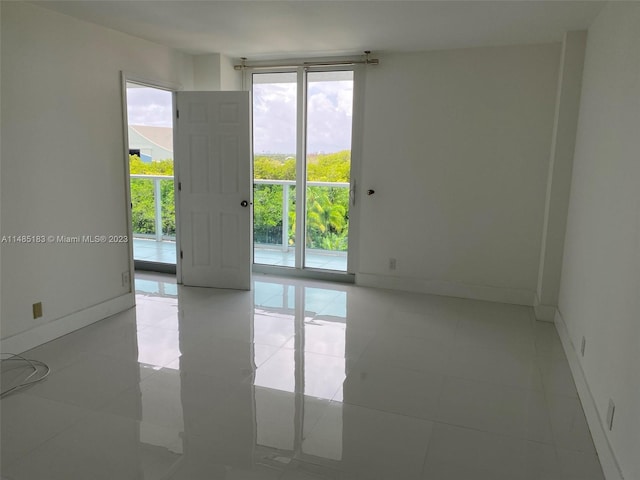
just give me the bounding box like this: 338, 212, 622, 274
126, 78, 354, 154
126, 85, 173, 127
253, 79, 353, 155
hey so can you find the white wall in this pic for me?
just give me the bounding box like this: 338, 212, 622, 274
557, 3, 640, 479
220, 55, 242, 91
0, 2, 193, 350
194, 53, 222, 90
193, 53, 242, 91
357, 44, 560, 305
535, 31, 587, 321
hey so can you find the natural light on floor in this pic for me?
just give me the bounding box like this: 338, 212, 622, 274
1, 272, 604, 479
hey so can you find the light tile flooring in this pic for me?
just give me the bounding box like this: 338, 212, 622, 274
1, 273, 604, 480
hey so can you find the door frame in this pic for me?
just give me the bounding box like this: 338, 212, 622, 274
120, 72, 182, 281
246, 65, 363, 280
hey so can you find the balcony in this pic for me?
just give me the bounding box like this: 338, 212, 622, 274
131, 175, 348, 271
131, 174, 176, 265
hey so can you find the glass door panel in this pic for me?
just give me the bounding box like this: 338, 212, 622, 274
125, 82, 176, 267
304, 71, 354, 271
252, 72, 297, 267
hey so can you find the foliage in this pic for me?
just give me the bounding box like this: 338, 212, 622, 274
129, 156, 175, 237
253, 155, 296, 180
307, 151, 351, 182
130, 155, 174, 175
130, 150, 351, 251
254, 151, 350, 250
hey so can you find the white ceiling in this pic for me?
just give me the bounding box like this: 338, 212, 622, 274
33, 1, 605, 59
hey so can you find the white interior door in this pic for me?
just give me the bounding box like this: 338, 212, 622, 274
176, 91, 252, 289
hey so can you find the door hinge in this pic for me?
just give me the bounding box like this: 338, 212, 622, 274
176, 109, 179, 119
178, 182, 182, 191
180, 250, 183, 259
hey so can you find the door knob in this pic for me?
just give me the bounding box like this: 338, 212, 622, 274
367, 189, 375, 196
241, 200, 250, 207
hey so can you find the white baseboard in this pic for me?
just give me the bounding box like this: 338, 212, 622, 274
355, 273, 535, 306
0, 293, 135, 354
554, 310, 624, 480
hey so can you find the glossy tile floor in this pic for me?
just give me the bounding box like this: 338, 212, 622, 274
1, 273, 604, 480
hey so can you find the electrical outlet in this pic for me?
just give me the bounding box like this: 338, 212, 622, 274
389, 258, 397, 270
32, 302, 43, 319
607, 399, 615, 431
122, 271, 130, 287
581, 336, 586, 357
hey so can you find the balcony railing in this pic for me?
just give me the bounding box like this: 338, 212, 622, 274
130, 174, 175, 242
253, 179, 350, 252
131, 174, 349, 252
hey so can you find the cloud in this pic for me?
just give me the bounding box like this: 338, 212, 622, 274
125, 80, 354, 154
253, 83, 297, 154
307, 80, 353, 154
126, 86, 173, 127
253, 79, 353, 154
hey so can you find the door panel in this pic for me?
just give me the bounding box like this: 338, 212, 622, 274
177, 91, 251, 289
251, 72, 298, 267
304, 71, 353, 271
125, 81, 177, 267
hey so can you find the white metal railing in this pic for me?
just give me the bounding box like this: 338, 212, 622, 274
130, 174, 174, 242
130, 175, 349, 250
253, 179, 349, 252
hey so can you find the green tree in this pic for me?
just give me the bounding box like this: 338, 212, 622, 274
129, 151, 351, 251
253, 152, 350, 250
129, 155, 175, 237
305, 186, 347, 247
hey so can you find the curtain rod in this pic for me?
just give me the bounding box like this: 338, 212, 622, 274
234, 51, 379, 70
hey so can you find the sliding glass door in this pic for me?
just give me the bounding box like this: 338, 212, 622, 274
252, 69, 354, 273
304, 71, 353, 270
252, 72, 298, 267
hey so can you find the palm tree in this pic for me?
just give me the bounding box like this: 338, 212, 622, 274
305, 187, 347, 249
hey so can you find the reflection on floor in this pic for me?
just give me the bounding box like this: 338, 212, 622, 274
2, 273, 604, 480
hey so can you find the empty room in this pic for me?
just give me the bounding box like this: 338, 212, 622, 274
1, 1, 638, 479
